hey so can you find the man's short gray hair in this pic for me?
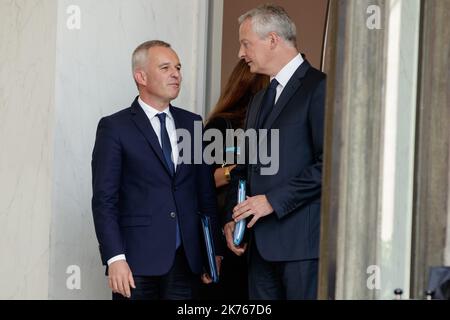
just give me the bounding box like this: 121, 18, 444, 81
238, 4, 297, 47
132, 40, 171, 74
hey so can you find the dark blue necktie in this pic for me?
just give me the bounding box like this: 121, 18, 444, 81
156, 113, 175, 176
258, 78, 279, 128
156, 113, 180, 248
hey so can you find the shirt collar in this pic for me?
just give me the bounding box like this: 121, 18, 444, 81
138, 97, 173, 120
271, 53, 304, 88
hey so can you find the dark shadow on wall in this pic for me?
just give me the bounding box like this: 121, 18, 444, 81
221, 0, 329, 91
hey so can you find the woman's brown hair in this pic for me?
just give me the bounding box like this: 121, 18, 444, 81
207, 60, 269, 127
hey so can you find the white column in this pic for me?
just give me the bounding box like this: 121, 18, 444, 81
379, 0, 420, 299
319, 0, 421, 299
205, 0, 224, 115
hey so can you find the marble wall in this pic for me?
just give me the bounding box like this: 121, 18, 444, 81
50, 0, 208, 299
0, 0, 57, 299
0, 0, 209, 299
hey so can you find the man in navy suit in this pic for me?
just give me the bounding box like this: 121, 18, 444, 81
92, 40, 221, 300
224, 5, 326, 299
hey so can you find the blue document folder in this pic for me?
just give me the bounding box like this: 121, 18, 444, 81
200, 214, 219, 283
233, 180, 247, 246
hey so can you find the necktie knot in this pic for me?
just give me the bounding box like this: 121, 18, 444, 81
156, 112, 167, 123
269, 78, 279, 89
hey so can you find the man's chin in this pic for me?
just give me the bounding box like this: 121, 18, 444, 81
169, 89, 180, 99
169, 93, 180, 100
249, 64, 258, 73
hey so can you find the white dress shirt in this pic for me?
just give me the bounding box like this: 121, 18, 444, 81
138, 97, 179, 168
106, 97, 179, 266
272, 53, 304, 103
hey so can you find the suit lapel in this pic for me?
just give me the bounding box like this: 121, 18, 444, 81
263, 60, 311, 130
130, 98, 172, 177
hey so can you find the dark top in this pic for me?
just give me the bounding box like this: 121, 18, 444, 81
204, 116, 242, 225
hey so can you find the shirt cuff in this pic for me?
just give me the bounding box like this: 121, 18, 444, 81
107, 254, 126, 266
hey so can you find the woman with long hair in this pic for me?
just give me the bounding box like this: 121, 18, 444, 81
199, 60, 269, 300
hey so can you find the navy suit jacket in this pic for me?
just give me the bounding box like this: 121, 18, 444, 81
225, 60, 326, 261
92, 97, 220, 276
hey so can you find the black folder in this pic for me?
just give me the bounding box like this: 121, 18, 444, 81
200, 214, 219, 283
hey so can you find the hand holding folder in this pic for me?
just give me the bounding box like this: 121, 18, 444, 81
200, 214, 219, 283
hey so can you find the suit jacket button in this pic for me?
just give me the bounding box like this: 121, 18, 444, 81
170, 212, 176, 218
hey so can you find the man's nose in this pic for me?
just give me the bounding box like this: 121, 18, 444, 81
238, 47, 245, 59
171, 68, 180, 78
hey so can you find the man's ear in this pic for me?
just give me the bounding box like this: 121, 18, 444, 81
134, 70, 146, 86
268, 32, 281, 49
